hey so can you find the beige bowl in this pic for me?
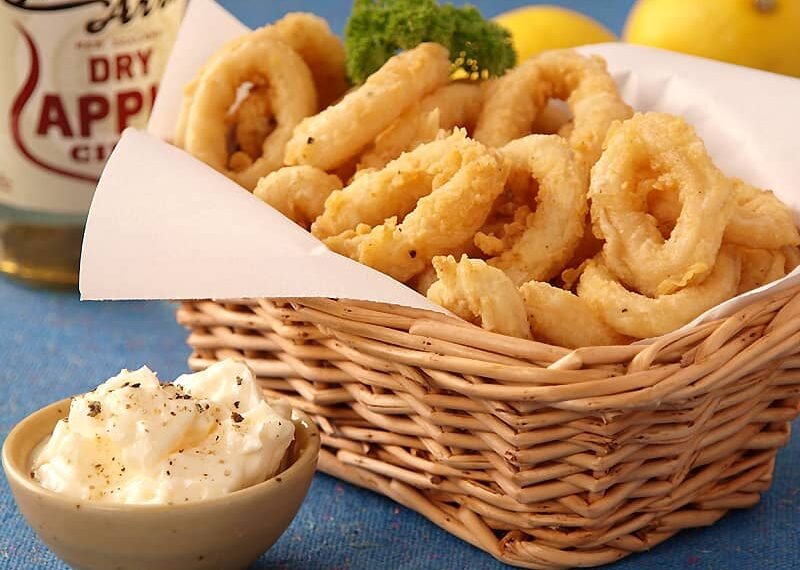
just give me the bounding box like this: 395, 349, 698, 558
2, 397, 319, 570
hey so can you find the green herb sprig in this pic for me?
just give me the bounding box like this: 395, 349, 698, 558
344, 0, 517, 84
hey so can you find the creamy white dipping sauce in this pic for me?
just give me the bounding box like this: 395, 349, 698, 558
31, 359, 294, 504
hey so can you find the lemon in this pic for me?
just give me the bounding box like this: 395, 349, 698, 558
624, 0, 800, 77
493, 5, 617, 62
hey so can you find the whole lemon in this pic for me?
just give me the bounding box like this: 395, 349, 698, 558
624, 0, 800, 77
494, 5, 616, 62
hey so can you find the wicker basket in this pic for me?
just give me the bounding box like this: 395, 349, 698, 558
176, 285, 800, 569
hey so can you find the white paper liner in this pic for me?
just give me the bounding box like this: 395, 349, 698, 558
80, 0, 800, 338
80, 128, 442, 310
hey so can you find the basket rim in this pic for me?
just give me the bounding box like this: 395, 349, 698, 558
263, 280, 800, 356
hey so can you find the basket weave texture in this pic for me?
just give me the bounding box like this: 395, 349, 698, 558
177, 285, 800, 569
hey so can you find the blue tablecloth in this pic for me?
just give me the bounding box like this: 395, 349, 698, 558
2, 1, 799, 568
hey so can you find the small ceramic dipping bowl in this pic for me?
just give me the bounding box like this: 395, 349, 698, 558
2, 397, 320, 570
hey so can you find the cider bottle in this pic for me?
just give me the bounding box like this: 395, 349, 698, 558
0, 0, 186, 286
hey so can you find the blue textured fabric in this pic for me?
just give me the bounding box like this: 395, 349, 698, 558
222, 0, 637, 38
1, 278, 799, 570
2, 1, 799, 568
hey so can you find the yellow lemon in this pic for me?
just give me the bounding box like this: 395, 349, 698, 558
624, 0, 800, 77
493, 5, 617, 62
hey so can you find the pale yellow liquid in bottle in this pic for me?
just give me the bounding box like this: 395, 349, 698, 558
0, 207, 84, 287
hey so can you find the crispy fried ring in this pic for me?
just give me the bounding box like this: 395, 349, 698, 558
474, 135, 587, 285
784, 246, 800, 273
577, 247, 741, 339
589, 113, 734, 297
284, 43, 452, 171
358, 82, 484, 170
474, 49, 632, 176
175, 12, 346, 147
254, 166, 342, 229
520, 281, 629, 347
736, 247, 787, 294
530, 99, 573, 135
359, 108, 443, 173
184, 38, 316, 190
313, 130, 509, 282
725, 179, 799, 248
560, 217, 604, 290
410, 264, 440, 296
649, 178, 800, 250
427, 255, 532, 339
408, 238, 484, 295
267, 12, 348, 109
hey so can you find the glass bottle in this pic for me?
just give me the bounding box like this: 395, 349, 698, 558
0, 0, 186, 287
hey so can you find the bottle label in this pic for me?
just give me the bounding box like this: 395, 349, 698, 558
0, 0, 185, 214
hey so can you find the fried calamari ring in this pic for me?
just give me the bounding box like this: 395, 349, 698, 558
784, 246, 800, 273
560, 217, 604, 289
184, 38, 317, 190
589, 113, 734, 297
230, 86, 275, 160
408, 238, 485, 295
313, 130, 509, 282
474, 49, 632, 175
254, 166, 342, 229
577, 247, 741, 339
359, 108, 443, 173
475, 204, 531, 257
410, 264, 440, 296
267, 12, 348, 109
473, 135, 587, 285
228, 151, 254, 172
736, 247, 787, 294
725, 179, 799, 248
427, 255, 531, 339
649, 178, 800, 249
519, 281, 629, 347
284, 43, 452, 171
358, 82, 484, 170
530, 99, 573, 135
175, 12, 347, 147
